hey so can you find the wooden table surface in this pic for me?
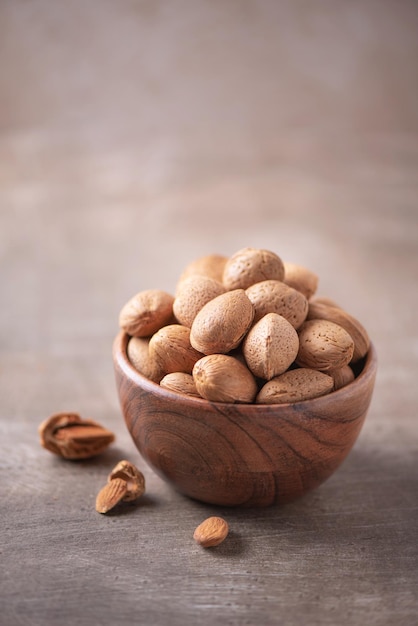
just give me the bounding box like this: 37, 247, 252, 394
1, 2, 417, 625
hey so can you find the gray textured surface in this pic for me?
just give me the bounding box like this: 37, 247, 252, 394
1, 1, 417, 625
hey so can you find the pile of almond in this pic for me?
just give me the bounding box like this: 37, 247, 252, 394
119, 247, 370, 404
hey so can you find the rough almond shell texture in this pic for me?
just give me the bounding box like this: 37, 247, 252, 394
256, 368, 334, 404
118, 289, 174, 337
149, 324, 203, 375
160, 372, 201, 398
329, 365, 355, 391
307, 301, 370, 362
173, 275, 225, 327
296, 319, 355, 371
190, 289, 254, 355
193, 354, 258, 403
245, 280, 308, 328
223, 247, 285, 290
176, 254, 228, 290
243, 313, 299, 380
283, 262, 319, 300
127, 336, 164, 382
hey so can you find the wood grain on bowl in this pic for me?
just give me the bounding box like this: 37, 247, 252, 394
113, 332, 377, 507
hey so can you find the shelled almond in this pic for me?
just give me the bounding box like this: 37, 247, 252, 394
119, 247, 371, 404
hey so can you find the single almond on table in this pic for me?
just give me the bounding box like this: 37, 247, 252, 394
193, 354, 258, 403
39, 412, 115, 460
256, 368, 334, 404
242, 313, 299, 380
193, 516, 229, 548
190, 289, 254, 355
119, 289, 174, 337
296, 319, 355, 372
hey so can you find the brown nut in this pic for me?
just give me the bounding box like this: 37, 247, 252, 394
283, 262, 319, 299
127, 336, 164, 382
242, 313, 299, 380
193, 516, 229, 548
173, 275, 226, 327
296, 319, 355, 371
95, 478, 129, 514
193, 354, 258, 403
160, 372, 201, 398
108, 460, 146, 502
95, 460, 146, 514
176, 254, 228, 291
310, 296, 341, 308
119, 289, 174, 337
223, 247, 285, 290
245, 280, 308, 328
190, 289, 254, 355
39, 412, 115, 460
149, 324, 204, 375
329, 365, 355, 391
307, 302, 370, 363
256, 368, 334, 404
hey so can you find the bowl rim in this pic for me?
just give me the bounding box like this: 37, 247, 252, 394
113, 331, 377, 410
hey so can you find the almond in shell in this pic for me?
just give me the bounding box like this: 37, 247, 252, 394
245, 280, 308, 328
307, 301, 370, 363
242, 313, 299, 380
173, 275, 225, 327
223, 247, 285, 290
119, 289, 174, 337
283, 262, 319, 299
127, 336, 164, 382
160, 372, 201, 398
193, 354, 258, 403
329, 365, 355, 390
176, 254, 228, 290
149, 324, 204, 375
296, 319, 355, 372
256, 368, 334, 404
190, 289, 254, 355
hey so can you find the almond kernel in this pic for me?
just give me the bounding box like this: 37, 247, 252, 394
193, 516, 229, 548
95, 478, 128, 514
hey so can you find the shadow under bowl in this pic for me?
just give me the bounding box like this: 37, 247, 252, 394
113, 332, 377, 507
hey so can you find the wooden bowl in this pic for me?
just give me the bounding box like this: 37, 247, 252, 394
113, 332, 377, 507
